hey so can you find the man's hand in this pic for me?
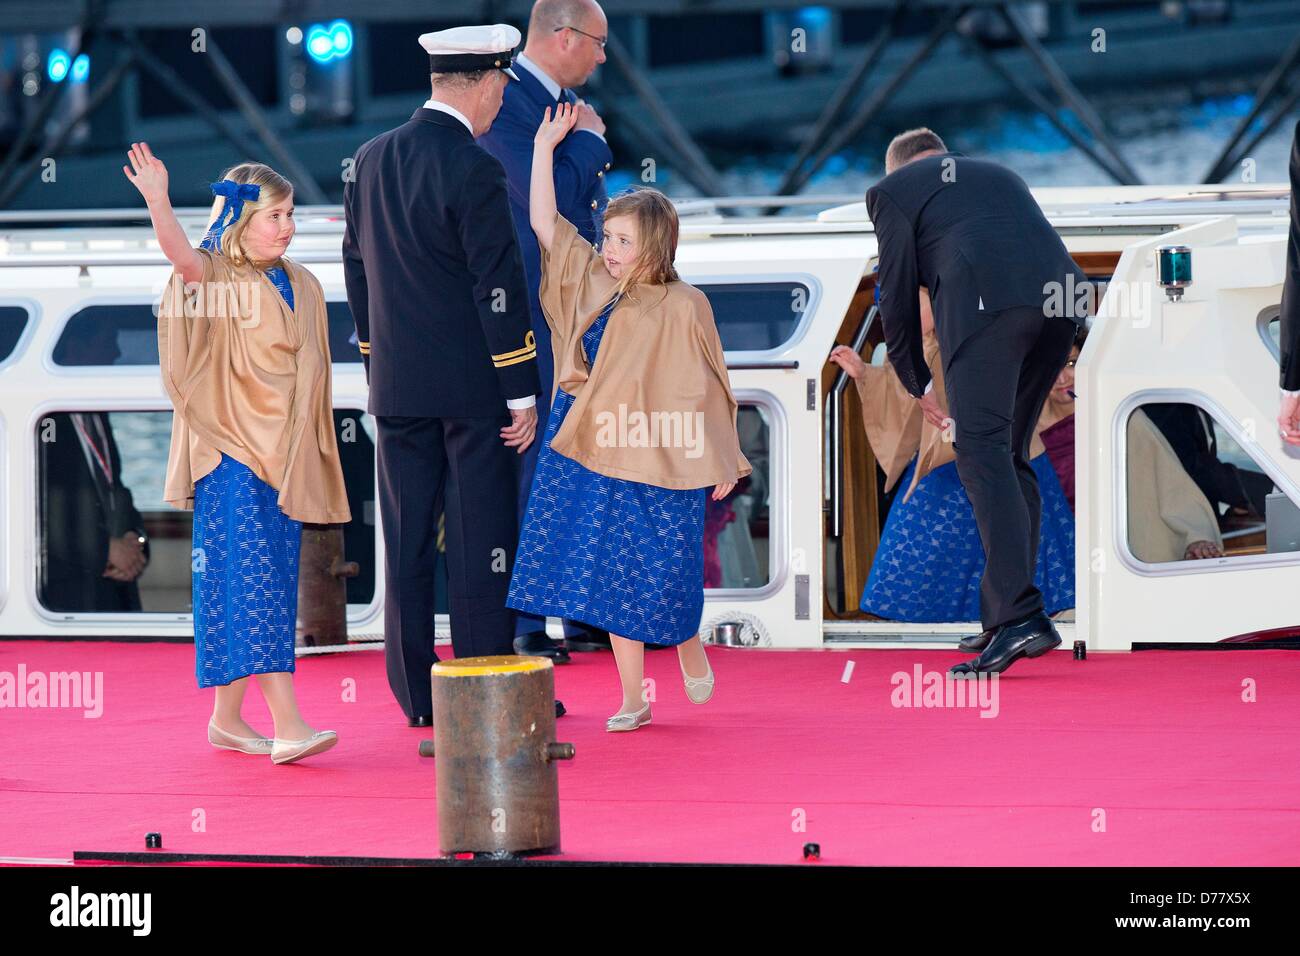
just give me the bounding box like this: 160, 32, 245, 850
828, 344, 867, 380
104, 532, 146, 581
918, 389, 947, 430
1279, 392, 1300, 445
1183, 539, 1224, 560
573, 99, 606, 137
501, 405, 537, 454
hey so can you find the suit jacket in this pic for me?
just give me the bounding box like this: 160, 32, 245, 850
866, 152, 1089, 397
476, 65, 611, 400
342, 108, 540, 418
1279, 119, 1300, 390
40, 412, 147, 612
1143, 403, 1272, 517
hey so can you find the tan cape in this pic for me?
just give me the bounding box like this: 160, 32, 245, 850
1126, 409, 1223, 563
539, 212, 751, 490
854, 330, 1050, 503
158, 248, 351, 525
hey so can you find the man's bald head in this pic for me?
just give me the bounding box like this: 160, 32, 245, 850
524, 0, 607, 88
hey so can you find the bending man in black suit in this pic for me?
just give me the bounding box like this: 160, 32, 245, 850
343, 24, 546, 726
866, 128, 1088, 675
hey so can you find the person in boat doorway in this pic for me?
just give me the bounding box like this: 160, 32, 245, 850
866, 128, 1089, 676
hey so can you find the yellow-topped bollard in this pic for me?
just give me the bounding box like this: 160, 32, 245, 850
425, 654, 574, 858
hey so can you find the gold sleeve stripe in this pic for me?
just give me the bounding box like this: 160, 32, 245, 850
491, 330, 536, 362
358, 342, 370, 354
493, 349, 536, 368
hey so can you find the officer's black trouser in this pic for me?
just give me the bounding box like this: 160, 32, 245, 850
376, 413, 517, 718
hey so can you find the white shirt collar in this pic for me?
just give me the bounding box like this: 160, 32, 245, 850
422, 99, 473, 134
514, 52, 562, 101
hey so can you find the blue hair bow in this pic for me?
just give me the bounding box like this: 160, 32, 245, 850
200, 180, 261, 251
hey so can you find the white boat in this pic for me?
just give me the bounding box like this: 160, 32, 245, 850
0, 183, 1293, 651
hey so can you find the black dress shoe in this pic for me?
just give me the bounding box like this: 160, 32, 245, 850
958, 628, 996, 653
409, 714, 432, 727
950, 612, 1060, 676
564, 626, 612, 652
555, 700, 566, 718
513, 630, 571, 663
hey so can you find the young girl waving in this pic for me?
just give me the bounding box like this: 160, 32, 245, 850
508, 104, 751, 732
126, 144, 350, 764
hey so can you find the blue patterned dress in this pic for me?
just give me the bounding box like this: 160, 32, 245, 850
861, 454, 1075, 622
191, 231, 303, 687
507, 302, 708, 645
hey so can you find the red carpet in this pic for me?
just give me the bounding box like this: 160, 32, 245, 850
1, 639, 1297, 866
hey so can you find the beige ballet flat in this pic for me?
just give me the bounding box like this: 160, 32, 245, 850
680, 656, 715, 704
606, 703, 651, 733
208, 718, 274, 755
271, 730, 338, 765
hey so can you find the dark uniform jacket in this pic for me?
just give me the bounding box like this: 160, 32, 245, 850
866, 152, 1089, 397
477, 62, 611, 401
343, 107, 540, 417
1279, 119, 1300, 391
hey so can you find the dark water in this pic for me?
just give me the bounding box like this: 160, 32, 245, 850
612, 88, 1300, 196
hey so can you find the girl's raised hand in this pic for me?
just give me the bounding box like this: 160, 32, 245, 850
534, 102, 578, 151
123, 142, 169, 205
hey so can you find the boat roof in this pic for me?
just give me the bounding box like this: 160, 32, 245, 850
0, 183, 1288, 267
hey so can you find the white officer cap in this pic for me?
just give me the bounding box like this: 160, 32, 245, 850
418, 24, 521, 80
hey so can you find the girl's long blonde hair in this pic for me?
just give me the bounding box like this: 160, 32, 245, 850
604, 187, 679, 298
208, 162, 293, 268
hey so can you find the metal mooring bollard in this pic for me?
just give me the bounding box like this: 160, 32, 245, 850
424, 655, 574, 858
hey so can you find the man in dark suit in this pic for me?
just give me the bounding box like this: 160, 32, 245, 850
40, 411, 149, 612
1144, 403, 1272, 519
866, 128, 1089, 675
477, 0, 613, 660
1277, 120, 1300, 447
343, 24, 547, 726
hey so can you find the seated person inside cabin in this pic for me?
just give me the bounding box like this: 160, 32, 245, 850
1031, 330, 1223, 562
39, 327, 150, 611
1143, 402, 1274, 524
829, 286, 1075, 623
1126, 409, 1225, 563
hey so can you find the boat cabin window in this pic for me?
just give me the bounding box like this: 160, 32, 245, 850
326, 301, 363, 364
35, 408, 378, 616
697, 281, 811, 352
1262, 307, 1281, 361
0, 305, 30, 365
52, 305, 158, 366
704, 403, 772, 590
1123, 401, 1297, 566
52, 302, 369, 367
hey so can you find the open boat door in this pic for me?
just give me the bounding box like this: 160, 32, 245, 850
673, 209, 872, 648
1079, 213, 1299, 648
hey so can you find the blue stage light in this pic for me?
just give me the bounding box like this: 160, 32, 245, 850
305, 20, 353, 63
47, 48, 70, 82
70, 53, 90, 83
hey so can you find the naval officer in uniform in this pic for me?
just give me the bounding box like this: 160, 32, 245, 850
343, 24, 548, 726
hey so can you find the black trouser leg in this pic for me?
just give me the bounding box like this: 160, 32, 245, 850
1011, 311, 1076, 584
442, 415, 519, 659
376, 415, 447, 719
945, 307, 1075, 631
